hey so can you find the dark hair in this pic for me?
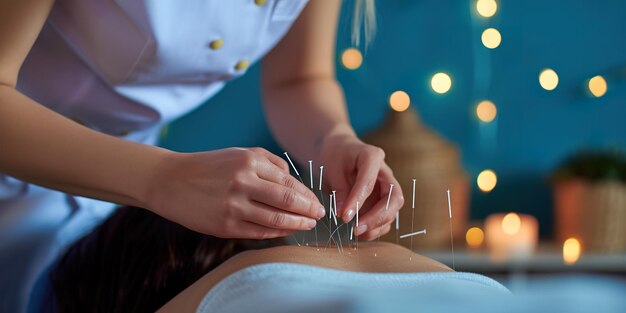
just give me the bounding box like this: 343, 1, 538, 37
50, 206, 281, 313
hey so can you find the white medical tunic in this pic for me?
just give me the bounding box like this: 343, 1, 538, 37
0, 0, 308, 311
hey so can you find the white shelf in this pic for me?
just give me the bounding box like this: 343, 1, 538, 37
423, 247, 626, 273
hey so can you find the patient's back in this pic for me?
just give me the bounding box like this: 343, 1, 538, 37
158, 242, 453, 312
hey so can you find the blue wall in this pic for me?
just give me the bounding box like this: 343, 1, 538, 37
160, 0, 626, 236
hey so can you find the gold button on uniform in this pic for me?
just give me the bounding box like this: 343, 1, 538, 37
209, 38, 224, 50
234, 60, 249, 71
254, 0, 267, 6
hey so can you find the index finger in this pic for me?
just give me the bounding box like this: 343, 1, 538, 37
249, 179, 326, 220
256, 161, 321, 204
356, 179, 404, 237
341, 147, 385, 222
249, 147, 290, 172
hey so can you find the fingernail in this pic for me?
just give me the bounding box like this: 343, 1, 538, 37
317, 207, 326, 219
343, 209, 354, 223
356, 224, 368, 236
307, 219, 317, 229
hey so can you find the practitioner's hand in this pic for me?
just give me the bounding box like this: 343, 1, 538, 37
319, 131, 404, 241
146, 148, 325, 239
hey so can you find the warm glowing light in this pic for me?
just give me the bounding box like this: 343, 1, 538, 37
341, 48, 363, 70
466, 227, 485, 248
588, 75, 607, 97
481, 28, 501, 49
389, 90, 411, 112
563, 238, 582, 265
476, 100, 497, 123
431, 72, 452, 94
539, 68, 559, 91
476, 0, 498, 18
501, 212, 521, 235
477, 169, 497, 192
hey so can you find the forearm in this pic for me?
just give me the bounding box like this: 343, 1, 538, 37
262, 77, 356, 163
0, 85, 169, 207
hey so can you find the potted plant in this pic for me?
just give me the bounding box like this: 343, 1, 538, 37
552, 149, 626, 253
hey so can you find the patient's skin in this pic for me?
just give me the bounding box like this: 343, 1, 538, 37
158, 241, 452, 313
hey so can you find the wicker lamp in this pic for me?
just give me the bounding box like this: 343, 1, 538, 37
363, 102, 469, 250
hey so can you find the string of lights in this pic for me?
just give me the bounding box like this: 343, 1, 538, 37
337, 0, 613, 253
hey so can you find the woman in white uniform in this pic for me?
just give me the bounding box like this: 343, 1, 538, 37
0, 0, 402, 311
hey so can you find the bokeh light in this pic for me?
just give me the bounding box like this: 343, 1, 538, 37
476, 100, 497, 123
389, 90, 411, 112
588, 75, 607, 97
501, 212, 521, 235
431, 72, 452, 94
341, 48, 363, 70
477, 169, 497, 192
481, 28, 502, 49
476, 0, 498, 17
539, 68, 559, 91
563, 238, 582, 265
466, 227, 485, 247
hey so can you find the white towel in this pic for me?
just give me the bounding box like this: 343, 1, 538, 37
196, 262, 508, 313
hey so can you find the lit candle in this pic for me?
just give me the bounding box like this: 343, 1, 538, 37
563, 237, 582, 265
485, 212, 538, 262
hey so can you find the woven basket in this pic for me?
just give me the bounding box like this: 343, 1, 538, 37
554, 179, 626, 253
363, 107, 469, 249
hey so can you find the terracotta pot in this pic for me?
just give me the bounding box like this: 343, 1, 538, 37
554, 179, 626, 253
363, 107, 469, 249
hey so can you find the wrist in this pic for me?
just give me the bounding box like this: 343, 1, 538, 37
318, 123, 357, 147
315, 124, 360, 162
137, 147, 179, 211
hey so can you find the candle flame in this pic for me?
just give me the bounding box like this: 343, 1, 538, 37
563, 238, 582, 265
501, 212, 521, 235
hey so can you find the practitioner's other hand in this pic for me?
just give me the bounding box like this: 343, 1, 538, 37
146, 148, 325, 239
318, 129, 404, 241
